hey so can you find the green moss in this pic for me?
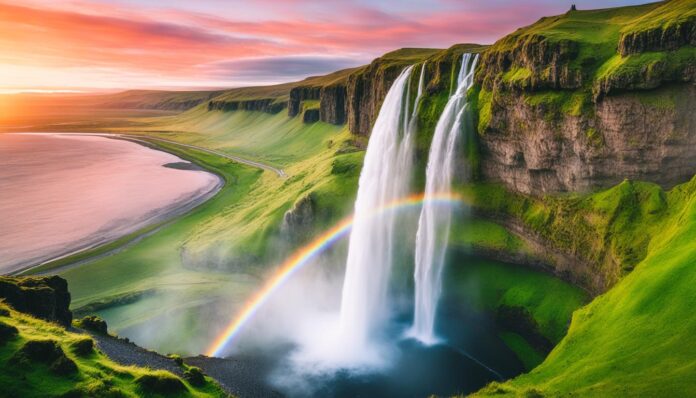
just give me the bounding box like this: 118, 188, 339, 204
620, 0, 696, 36
0, 307, 226, 397
447, 256, 587, 349
585, 127, 603, 148
474, 176, 696, 397
596, 46, 696, 91
499, 332, 545, 370
502, 67, 532, 86
462, 180, 670, 287
449, 218, 527, 253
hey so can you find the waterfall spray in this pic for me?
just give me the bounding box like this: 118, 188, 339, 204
409, 53, 479, 344
337, 66, 416, 358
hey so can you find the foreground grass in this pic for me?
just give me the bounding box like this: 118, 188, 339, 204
0, 303, 227, 398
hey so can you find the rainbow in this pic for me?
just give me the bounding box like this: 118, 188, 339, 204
205, 192, 463, 357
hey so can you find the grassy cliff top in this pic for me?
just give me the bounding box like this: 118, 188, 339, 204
621, 0, 696, 35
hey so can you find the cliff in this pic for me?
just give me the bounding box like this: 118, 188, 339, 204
472, 1, 696, 194
207, 97, 286, 114
0, 276, 72, 327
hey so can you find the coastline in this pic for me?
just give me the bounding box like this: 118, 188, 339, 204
8, 133, 226, 276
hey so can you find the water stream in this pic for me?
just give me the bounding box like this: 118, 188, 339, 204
410, 53, 479, 343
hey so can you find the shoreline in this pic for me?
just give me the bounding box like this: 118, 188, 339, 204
8, 133, 225, 276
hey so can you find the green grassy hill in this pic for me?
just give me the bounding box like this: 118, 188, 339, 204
471, 176, 696, 397
0, 301, 226, 398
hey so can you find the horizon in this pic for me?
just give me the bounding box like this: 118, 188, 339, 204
0, 0, 656, 93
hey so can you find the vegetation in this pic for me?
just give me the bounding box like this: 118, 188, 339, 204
471, 0, 695, 133
27, 110, 361, 354
446, 257, 587, 370
0, 302, 227, 398
474, 175, 696, 396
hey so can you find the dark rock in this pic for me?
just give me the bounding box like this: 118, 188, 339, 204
281, 194, 316, 240
135, 373, 187, 394
346, 63, 405, 135
302, 108, 320, 123
0, 276, 72, 327
69, 338, 95, 357
0, 321, 18, 345
184, 366, 206, 387
13, 339, 78, 375
207, 98, 286, 114
288, 86, 321, 117
495, 305, 553, 353
479, 84, 696, 194
50, 354, 78, 375
619, 17, 696, 56
75, 315, 108, 334
477, 34, 583, 92
320, 84, 348, 124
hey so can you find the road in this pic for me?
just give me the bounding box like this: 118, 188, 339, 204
119, 134, 288, 178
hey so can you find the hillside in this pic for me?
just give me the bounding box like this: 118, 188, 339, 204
0, 276, 227, 398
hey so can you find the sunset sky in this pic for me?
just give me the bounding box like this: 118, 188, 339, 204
0, 0, 654, 92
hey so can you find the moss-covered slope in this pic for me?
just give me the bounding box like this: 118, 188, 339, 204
473, 175, 696, 397
0, 298, 227, 397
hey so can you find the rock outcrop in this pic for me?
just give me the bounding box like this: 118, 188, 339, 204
207, 98, 286, 114
619, 14, 696, 55
319, 84, 348, 124
0, 276, 72, 327
302, 109, 320, 123
288, 87, 321, 117
473, 4, 696, 194
477, 84, 696, 194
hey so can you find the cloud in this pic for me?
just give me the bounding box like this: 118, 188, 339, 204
202, 56, 364, 83
0, 0, 656, 90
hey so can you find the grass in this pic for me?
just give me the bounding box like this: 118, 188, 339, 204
445, 257, 587, 371
474, 175, 696, 397
461, 180, 671, 291
0, 303, 227, 398
33, 111, 361, 354
471, 0, 695, 133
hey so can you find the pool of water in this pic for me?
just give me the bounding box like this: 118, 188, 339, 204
0, 133, 220, 273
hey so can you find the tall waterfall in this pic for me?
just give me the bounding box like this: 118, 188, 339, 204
409, 53, 479, 344
337, 66, 417, 357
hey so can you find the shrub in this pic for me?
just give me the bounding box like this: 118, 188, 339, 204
13, 339, 78, 376
50, 354, 78, 375
135, 372, 187, 395
69, 337, 95, 357
0, 321, 18, 345
184, 366, 206, 386
75, 315, 108, 334
169, 354, 184, 367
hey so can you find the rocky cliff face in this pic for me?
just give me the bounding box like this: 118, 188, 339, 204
473, 4, 696, 195
0, 276, 72, 327
319, 84, 347, 124
618, 12, 696, 55
288, 87, 321, 117
477, 84, 696, 194
207, 98, 286, 114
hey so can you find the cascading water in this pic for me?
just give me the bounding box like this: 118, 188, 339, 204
409, 53, 479, 344
337, 65, 417, 361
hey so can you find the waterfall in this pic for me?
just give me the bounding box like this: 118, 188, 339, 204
337, 65, 416, 358
409, 53, 479, 344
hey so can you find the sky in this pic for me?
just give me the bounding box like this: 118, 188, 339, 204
0, 0, 656, 93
